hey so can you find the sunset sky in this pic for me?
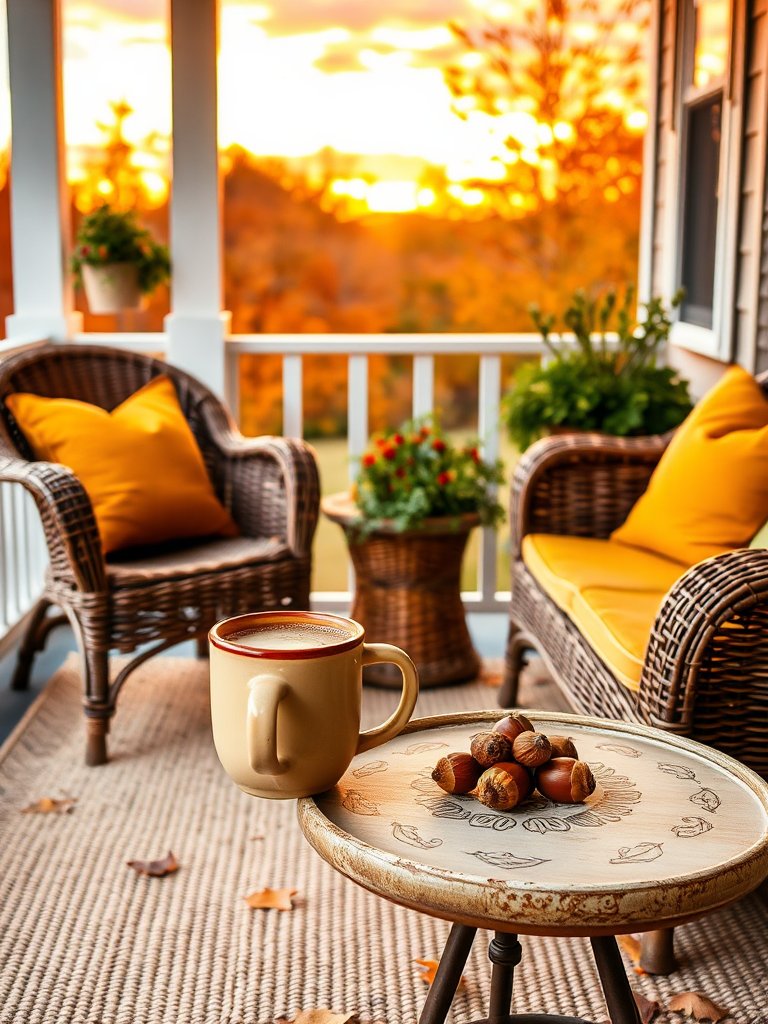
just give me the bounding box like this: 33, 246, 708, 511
0, 0, 650, 212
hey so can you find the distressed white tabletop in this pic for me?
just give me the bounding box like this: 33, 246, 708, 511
297, 711, 768, 935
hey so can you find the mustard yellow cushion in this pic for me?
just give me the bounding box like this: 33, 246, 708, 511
521, 534, 686, 612
569, 587, 666, 692
612, 366, 768, 565
7, 375, 238, 554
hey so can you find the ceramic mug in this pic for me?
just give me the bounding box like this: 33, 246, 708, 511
209, 610, 419, 799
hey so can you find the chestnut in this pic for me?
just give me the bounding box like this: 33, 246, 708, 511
536, 757, 596, 803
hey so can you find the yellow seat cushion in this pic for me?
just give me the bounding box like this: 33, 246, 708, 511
521, 533, 685, 691
569, 587, 667, 692
612, 366, 768, 566
521, 534, 686, 611
6, 375, 238, 555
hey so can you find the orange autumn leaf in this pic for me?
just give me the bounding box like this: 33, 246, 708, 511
632, 990, 660, 1023
618, 935, 646, 975
21, 796, 76, 815
126, 851, 179, 877
415, 959, 465, 988
275, 1010, 357, 1024
244, 886, 299, 911
668, 992, 729, 1022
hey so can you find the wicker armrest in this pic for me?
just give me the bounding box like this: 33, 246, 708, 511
511, 433, 670, 554
207, 429, 320, 559
0, 455, 106, 592
639, 548, 768, 742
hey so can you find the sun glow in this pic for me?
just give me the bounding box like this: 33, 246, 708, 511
12, 0, 650, 217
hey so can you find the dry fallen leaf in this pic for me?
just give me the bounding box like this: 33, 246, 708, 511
632, 990, 661, 1023
21, 796, 76, 815
275, 1010, 357, 1024
414, 959, 465, 988
245, 886, 299, 911
126, 851, 179, 877
668, 992, 729, 1022
618, 935, 647, 975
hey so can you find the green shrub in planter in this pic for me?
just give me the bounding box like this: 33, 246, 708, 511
502, 288, 693, 451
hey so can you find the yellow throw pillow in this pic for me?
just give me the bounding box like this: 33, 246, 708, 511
612, 365, 768, 565
7, 375, 238, 555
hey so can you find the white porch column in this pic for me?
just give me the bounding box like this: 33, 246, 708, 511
164, 0, 229, 397
4, 0, 82, 341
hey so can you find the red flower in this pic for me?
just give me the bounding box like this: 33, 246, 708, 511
469, 447, 480, 463
375, 438, 388, 448
395, 466, 406, 478
393, 433, 404, 445
362, 453, 376, 467
80, 245, 90, 257
382, 445, 397, 460
432, 438, 446, 453
437, 471, 451, 486
420, 426, 431, 438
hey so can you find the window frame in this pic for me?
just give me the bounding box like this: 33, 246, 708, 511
667, 0, 744, 359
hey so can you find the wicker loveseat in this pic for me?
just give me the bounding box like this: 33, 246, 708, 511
0, 344, 320, 766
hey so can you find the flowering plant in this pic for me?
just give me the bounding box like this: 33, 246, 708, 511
70, 204, 170, 294
352, 415, 505, 535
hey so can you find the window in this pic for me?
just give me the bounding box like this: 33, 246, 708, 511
674, 0, 733, 347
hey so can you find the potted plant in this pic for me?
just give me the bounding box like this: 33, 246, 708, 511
322, 416, 504, 688
502, 288, 693, 451
71, 204, 170, 314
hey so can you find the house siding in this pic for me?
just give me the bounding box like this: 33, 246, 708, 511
651, 0, 676, 296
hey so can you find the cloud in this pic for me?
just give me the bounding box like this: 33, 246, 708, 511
226, 0, 474, 35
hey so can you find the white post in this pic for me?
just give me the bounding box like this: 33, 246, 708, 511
412, 354, 435, 417
478, 354, 502, 602
5, 0, 82, 340
164, 0, 229, 397
282, 354, 303, 437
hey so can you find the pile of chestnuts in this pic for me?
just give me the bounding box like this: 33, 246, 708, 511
430, 712, 596, 811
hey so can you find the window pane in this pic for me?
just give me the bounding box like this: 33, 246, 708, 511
693, 0, 729, 90
62, 1, 171, 331
680, 95, 721, 328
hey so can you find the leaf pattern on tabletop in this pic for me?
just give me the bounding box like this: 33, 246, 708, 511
410, 774, 438, 793
523, 816, 571, 834
391, 822, 442, 849
667, 991, 729, 1021
341, 790, 380, 816
397, 741, 449, 755
469, 812, 517, 831
466, 850, 550, 870
689, 788, 720, 813
595, 743, 641, 758
671, 816, 713, 838
352, 760, 388, 778
657, 762, 697, 780
610, 842, 663, 864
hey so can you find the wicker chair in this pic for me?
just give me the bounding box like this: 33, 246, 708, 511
498, 401, 768, 973
0, 344, 320, 766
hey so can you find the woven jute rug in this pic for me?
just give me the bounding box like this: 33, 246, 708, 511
1, 656, 767, 1024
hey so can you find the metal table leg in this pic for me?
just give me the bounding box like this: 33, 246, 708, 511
590, 936, 642, 1024
419, 923, 477, 1024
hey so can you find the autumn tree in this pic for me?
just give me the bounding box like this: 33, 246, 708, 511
444, 0, 649, 286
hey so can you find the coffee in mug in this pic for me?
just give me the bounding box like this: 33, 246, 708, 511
209, 611, 419, 799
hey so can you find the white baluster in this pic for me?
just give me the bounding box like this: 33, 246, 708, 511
479, 354, 502, 604
282, 354, 303, 438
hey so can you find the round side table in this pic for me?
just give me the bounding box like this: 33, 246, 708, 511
298, 710, 768, 1024
321, 492, 481, 688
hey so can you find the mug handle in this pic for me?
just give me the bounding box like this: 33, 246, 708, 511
356, 643, 419, 755
247, 674, 292, 775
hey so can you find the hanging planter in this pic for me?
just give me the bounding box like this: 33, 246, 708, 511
71, 205, 170, 314
81, 262, 142, 314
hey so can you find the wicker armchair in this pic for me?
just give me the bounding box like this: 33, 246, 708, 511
0, 344, 320, 766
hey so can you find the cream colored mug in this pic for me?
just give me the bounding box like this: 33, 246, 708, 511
209, 611, 419, 799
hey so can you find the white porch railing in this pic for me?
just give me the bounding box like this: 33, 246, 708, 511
0, 333, 548, 643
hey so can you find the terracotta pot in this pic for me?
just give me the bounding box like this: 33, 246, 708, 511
82, 263, 142, 314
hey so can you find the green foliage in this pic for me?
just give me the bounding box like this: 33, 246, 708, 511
352, 415, 505, 536
71, 205, 170, 294
502, 288, 692, 451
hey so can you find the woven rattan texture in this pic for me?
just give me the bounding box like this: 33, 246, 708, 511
503, 430, 768, 780
0, 344, 320, 764
2, 658, 767, 1024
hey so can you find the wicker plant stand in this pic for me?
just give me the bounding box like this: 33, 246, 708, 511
322, 492, 481, 688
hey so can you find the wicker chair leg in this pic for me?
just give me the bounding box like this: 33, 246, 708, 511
499, 624, 530, 708
195, 635, 209, 659
81, 646, 113, 767
10, 598, 52, 691
639, 928, 676, 974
